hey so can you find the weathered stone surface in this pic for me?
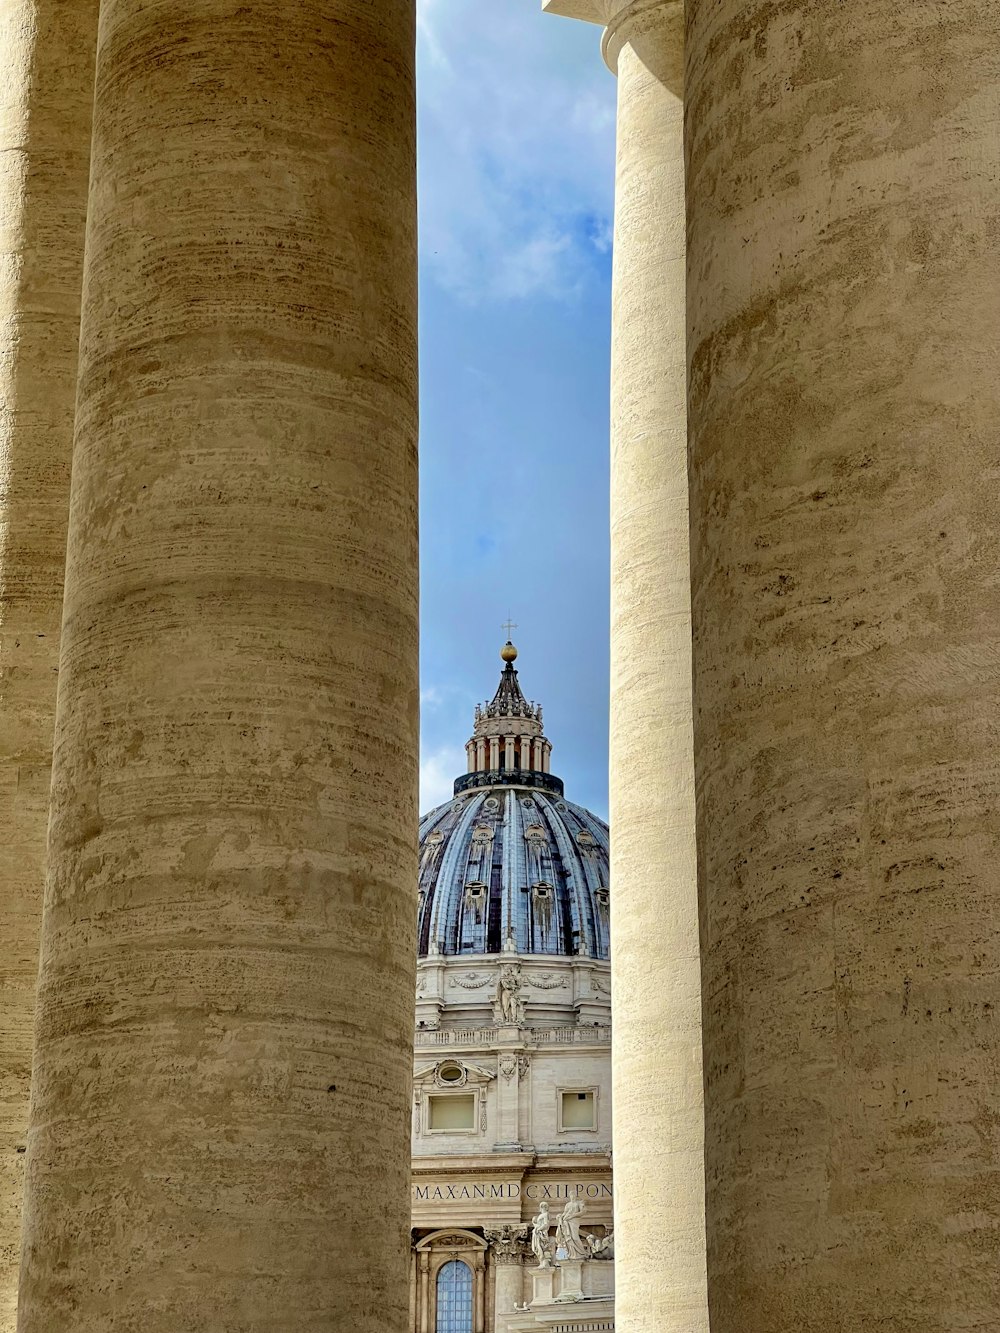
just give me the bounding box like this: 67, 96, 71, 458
0, 2, 96, 1326
17, 3, 418, 1330
606, 7, 708, 1332
687, 3, 1000, 1329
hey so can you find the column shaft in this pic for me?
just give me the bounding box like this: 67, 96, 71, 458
492, 1258, 523, 1317
686, 2, 1000, 1328
0, 2, 96, 1326
607, 5, 708, 1332
17, 3, 418, 1330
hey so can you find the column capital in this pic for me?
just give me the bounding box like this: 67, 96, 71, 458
484, 1224, 531, 1266
542, 0, 683, 85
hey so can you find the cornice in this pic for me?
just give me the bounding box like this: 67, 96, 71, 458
601, 0, 683, 80
543, 0, 684, 89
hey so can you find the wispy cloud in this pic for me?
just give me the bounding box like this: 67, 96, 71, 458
420, 743, 468, 812
417, 0, 616, 305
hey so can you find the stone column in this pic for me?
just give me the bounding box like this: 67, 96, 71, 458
487, 1246, 524, 1317
0, 2, 96, 1327
17, 4, 418, 1332
477, 737, 487, 771
542, 3, 707, 1331
489, 736, 501, 771
686, 4, 1000, 1330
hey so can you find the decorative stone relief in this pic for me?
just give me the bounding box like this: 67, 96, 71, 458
517, 1055, 529, 1079
526, 971, 567, 990
485, 1223, 530, 1266
499, 1053, 517, 1083
450, 971, 492, 990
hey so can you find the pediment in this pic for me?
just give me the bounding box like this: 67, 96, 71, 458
414, 1057, 497, 1089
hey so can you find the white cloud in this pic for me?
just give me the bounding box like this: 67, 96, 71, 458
420, 743, 468, 813
417, 0, 616, 305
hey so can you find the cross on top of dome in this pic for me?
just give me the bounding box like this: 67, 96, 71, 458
475, 642, 541, 729
456, 636, 558, 797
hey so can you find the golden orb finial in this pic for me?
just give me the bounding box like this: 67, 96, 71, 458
500, 617, 518, 663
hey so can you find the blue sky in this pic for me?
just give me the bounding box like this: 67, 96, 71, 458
417, 0, 617, 820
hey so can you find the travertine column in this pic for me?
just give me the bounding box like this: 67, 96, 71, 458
489, 1251, 524, 1316
542, 3, 707, 1331
0, 3, 96, 1327
17, 3, 418, 1331
686, 4, 1000, 1330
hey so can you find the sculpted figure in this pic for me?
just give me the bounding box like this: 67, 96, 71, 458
587, 1228, 615, 1259
497, 963, 523, 1025
530, 1202, 553, 1268
555, 1198, 589, 1260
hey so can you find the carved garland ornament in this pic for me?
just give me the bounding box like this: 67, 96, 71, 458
450, 971, 493, 990
526, 971, 567, 990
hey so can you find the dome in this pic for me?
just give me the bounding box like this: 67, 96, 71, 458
417, 644, 610, 960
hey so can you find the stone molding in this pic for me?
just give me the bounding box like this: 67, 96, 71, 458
543, 0, 683, 88
601, 0, 683, 84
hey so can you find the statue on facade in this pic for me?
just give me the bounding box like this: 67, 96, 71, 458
555, 1198, 589, 1260
587, 1228, 615, 1260
496, 963, 523, 1025
530, 1202, 554, 1268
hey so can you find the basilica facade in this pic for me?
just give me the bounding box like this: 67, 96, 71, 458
410, 644, 614, 1333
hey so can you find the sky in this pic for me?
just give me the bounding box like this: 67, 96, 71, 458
417, 0, 617, 819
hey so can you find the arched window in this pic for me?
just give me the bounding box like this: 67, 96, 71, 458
436, 1258, 473, 1333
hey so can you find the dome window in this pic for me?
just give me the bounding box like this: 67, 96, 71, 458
577, 829, 597, 848
595, 886, 610, 909
471, 825, 494, 843
464, 881, 487, 923
525, 824, 546, 842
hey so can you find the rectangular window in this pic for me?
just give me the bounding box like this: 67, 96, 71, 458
428, 1094, 476, 1132
560, 1090, 597, 1131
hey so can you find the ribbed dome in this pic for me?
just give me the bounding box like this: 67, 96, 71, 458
417, 787, 610, 959
417, 642, 609, 960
